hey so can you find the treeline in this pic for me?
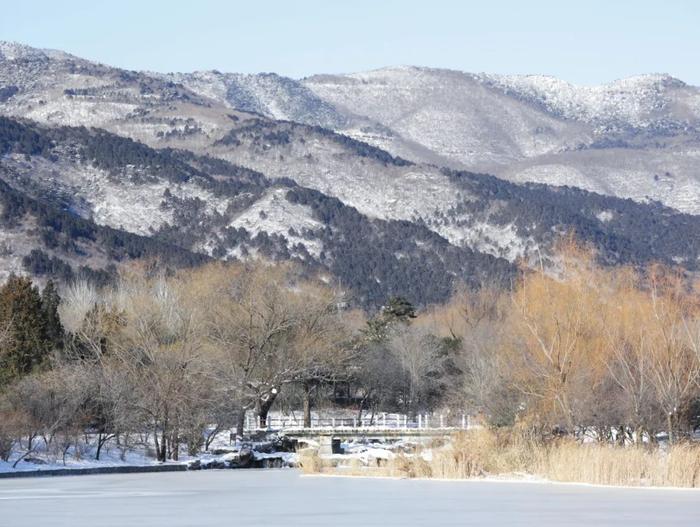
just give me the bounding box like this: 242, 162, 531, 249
424, 243, 700, 442
2, 244, 699, 467
0, 262, 360, 463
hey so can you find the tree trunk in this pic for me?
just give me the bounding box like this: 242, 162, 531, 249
172, 427, 179, 461
357, 393, 371, 424
153, 427, 160, 461
303, 380, 312, 428
159, 428, 167, 462
205, 425, 221, 451
12, 447, 35, 468
62, 443, 71, 466
236, 406, 247, 438
95, 433, 110, 460
258, 389, 279, 428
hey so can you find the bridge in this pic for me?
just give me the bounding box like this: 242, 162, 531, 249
278, 426, 464, 455
245, 412, 474, 432
244, 412, 476, 455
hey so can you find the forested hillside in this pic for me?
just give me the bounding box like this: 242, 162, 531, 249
1, 114, 700, 308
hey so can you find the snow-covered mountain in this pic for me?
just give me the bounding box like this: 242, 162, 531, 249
1, 42, 699, 307
173, 64, 700, 215
308, 69, 700, 214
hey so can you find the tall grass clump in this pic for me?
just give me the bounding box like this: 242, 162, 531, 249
378, 428, 700, 488
297, 448, 327, 475
387, 454, 434, 479
537, 440, 700, 487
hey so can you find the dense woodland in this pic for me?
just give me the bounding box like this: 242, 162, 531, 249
445, 169, 700, 268
1, 243, 700, 465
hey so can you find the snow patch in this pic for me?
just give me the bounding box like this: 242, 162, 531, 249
230, 188, 324, 257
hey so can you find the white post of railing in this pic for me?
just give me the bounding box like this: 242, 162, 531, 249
332, 418, 336, 428
418, 414, 422, 429
382, 413, 386, 428
440, 414, 444, 428
353, 417, 357, 428
461, 414, 466, 429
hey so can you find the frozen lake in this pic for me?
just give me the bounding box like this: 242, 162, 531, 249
0, 470, 698, 526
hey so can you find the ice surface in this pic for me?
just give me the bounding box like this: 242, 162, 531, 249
0, 470, 698, 526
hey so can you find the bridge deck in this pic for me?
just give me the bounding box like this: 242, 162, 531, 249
275, 427, 463, 438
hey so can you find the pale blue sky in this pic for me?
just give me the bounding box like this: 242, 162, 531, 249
1, 0, 698, 85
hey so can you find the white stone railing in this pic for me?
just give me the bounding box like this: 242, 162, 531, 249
245, 412, 473, 431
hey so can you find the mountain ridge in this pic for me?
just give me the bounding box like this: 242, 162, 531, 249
1, 42, 699, 308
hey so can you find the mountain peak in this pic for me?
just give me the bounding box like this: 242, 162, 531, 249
0, 41, 45, 61
0, 40, 76, 63
474, 72, 691, 126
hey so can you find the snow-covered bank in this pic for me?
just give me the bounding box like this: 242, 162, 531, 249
0, 430, 299, 476
0, 429, 428, 478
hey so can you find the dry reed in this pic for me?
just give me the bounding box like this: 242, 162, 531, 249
305, 429, 700, 488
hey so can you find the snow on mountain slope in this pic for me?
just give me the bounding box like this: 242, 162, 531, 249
0, 41, 247, 149
0, 215, 44, 282
167, 70, 448, 166
228, 188, 324, 257
304, 67, 588, 168
0, 125, 328, 265
4, 41, 700, 215
303, 67, 700, 214
169, 71, 351, 129
1, 153, 232, 236
0, 41, 74, 65
2, 42, 700, 288
206, 119, 491, 251
176, 65, 700, 215
477, 73, 700, 127
499, 146, 700, 214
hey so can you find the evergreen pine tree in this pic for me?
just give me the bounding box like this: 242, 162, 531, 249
0, 275, 51, 386
41, 279, 64, 351
383, 296, 417, 321
365, 296, 417, 342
